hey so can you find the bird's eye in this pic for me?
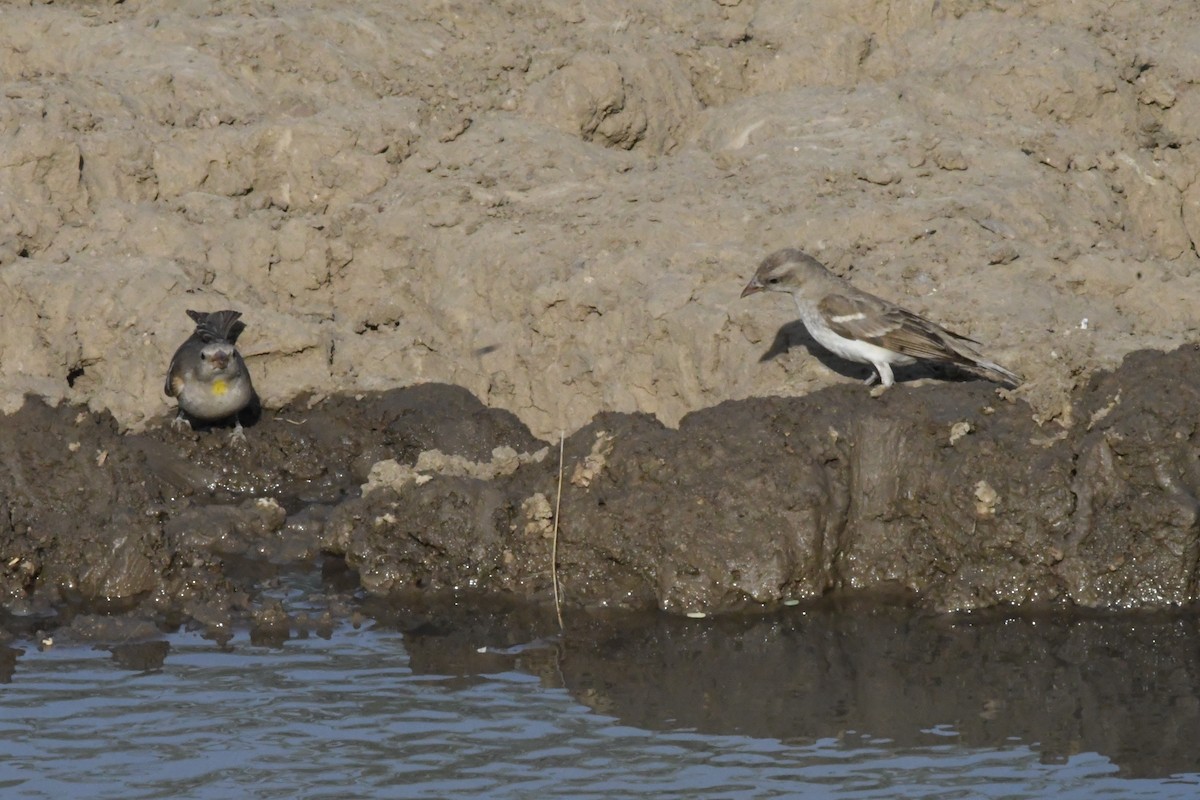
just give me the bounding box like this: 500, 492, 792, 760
767, 277, 780, 284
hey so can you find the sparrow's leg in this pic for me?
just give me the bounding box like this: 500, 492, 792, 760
873, 362, 895, 387
171, 412, 192, 432
868, 362, 895, 397
863, 373, 878, 386
229, 418, 247, 444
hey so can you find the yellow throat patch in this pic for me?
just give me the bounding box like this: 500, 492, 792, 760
211, 379, 229, 396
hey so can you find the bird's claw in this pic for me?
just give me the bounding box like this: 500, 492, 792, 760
229, 422, 247, 445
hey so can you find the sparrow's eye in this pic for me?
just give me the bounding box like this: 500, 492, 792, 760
767, 277, 780, 284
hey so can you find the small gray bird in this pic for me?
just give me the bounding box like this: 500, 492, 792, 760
741, 248, 1021, 389
165, 309, 257, 440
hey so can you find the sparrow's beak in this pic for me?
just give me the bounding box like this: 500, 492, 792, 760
740, 277, 764, 298
211, 351, 230, 370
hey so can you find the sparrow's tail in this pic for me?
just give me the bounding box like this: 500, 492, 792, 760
187, 309, 245, 343
962, 357, 1022, 388
938, 328, 1022, 387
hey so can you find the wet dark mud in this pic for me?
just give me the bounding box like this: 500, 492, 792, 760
3, 346, 1200, 641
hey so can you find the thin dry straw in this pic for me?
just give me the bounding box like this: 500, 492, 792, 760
552, 430, 565, 630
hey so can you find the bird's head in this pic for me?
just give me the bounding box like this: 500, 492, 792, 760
197, 342, 238, 377
740, 248, 825, 298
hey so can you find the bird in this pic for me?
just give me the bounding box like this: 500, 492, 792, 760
165, 309, 258, 440
740, 248, 1021, 390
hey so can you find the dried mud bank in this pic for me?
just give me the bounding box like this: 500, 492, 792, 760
2, 346, 1200, 638
4, 0, 1200, 444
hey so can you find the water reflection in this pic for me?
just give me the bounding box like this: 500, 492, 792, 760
0, 645, 18, 683
108, 640, 170, 673
382, 596, 1200, 780
5, 591, 1200, 793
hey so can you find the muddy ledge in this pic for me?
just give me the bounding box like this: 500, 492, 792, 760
1, 346, 1198, 633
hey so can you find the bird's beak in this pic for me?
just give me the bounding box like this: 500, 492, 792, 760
740, 277, 764, 298
211, 351, 230, 370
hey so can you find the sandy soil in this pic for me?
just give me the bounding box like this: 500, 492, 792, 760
2, 0, 1199, 437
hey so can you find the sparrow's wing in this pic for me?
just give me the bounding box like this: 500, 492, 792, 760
818, 292, 981, 361
164, 338, 198, 397
165, 349, 185, 397
819, 290, 1021, 386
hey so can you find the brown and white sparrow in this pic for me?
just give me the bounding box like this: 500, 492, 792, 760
741, 248, 1021, 389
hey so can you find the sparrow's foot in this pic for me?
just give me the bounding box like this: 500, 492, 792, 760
862, 373, 879, 387
229, 420, 247, 445
869, 384, 890, 399
171, 413, 192, 432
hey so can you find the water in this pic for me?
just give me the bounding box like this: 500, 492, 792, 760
2, 601, 1199, 799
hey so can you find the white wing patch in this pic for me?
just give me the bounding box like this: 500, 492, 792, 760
830, 312, 867, 323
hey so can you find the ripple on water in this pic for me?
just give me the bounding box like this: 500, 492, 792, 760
1, 619, 1200, 800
